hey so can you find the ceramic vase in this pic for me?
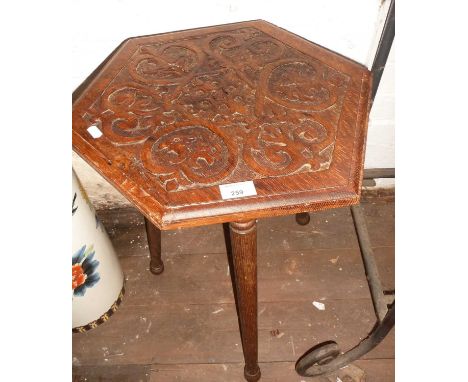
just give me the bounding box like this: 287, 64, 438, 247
72, 169, 124, 332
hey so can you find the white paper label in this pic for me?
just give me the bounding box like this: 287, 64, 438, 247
312, 301, 326, 311
219, 181, 257, 200
87, 124, 103, 139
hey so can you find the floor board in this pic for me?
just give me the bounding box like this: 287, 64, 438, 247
73, 198, 395, 381
73, 359, 394, 382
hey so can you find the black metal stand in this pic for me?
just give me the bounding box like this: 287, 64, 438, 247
295, 1, 396, 375
295, 205, 395, 377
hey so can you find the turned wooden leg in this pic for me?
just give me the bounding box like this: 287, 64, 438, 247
144, 217, 164, 275
295, 212, 310, 226
229, 220, 261, 382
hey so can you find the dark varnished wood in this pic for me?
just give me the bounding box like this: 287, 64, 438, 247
72, 20, 372, 230
144, 217, 164, 274
72, 20, 373, 382
229, 220, 260, 382
295, 212, 311, 226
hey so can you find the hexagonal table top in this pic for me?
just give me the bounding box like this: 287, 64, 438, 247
72, 20, 372, 229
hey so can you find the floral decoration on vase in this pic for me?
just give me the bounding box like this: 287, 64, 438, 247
72, 244, 101, 297
72, 192, 78, 215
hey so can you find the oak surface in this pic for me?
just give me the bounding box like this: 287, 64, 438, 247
229, 220, 261, 381
144, 217, 164, 274
72, 20, 372, 230
72, 20, 374, 382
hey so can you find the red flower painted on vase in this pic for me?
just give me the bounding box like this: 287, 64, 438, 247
72, 264, 86, 289
72, 245, 100, 297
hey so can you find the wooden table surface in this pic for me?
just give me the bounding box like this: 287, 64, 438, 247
72, 20, 373, 382
72, 20, 371, 230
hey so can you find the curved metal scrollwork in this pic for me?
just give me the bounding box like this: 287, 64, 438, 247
295, 204, 395, 378
296, 302, 395, 377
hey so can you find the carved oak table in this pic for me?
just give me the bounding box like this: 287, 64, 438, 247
72, 20, 371, 382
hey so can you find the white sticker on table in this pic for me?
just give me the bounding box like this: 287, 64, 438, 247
219, 181, 257, 200
87, 124, 103, 139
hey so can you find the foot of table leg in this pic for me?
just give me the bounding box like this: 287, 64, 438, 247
229, 220, 261, 382
144, 217, 164, 275
243, 365, 261, 382
295, 212, 310, 226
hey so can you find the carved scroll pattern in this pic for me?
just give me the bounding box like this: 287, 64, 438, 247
140, 125, 235, 191
243, 120, 334, 176
83, 27, 349, 191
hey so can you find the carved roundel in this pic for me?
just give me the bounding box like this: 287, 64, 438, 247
93, 83, 164, 144
246, 39, 283, 62
210, 34, 284, 65
79, 25, 354, 194
209, 35, 239, 51
103, 85, 162, 113
266, 61, 338, 111
128, 44, 200, 85
140, 125, 235, 191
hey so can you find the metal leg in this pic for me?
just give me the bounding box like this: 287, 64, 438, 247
296, 204, 395, 377
351, 205, 388, 321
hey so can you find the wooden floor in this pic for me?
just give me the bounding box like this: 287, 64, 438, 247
73, 193, 395, 382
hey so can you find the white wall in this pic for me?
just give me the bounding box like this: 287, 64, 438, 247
72, 0, 386, 87
72, 0, 394, 206
365, 43, 395, 169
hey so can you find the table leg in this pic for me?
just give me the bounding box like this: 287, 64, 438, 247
229, 220, 261, 382
144, 217, 164, 275
295, 212, 310, 226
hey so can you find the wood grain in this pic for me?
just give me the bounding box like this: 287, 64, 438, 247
72, 20, 372, 230
73, 199, 394, 381
73, 364, 150, 382
144, 217, 164, 274
229, 220, 261, 381
73, 360, 394, 382
72, 20, 375, 381
146, 360, 394, 382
